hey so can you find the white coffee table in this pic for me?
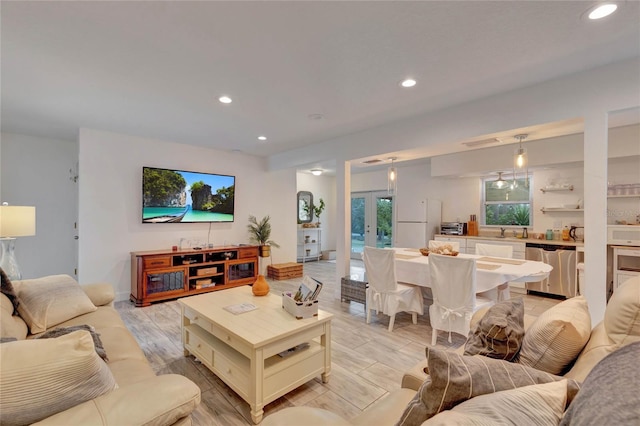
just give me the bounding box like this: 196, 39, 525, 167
178, 286, 332, 424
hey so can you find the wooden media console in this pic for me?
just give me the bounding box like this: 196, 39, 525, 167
130, 245, 259, 306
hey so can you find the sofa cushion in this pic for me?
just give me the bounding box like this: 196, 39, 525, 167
34, 324, 108, 361
0, 330, 118, 426
564, 277, 640, 382
463, 297, 524, 361
396, 348, 580, 426
0, 293, 28, 340
1, 268, 19, 315
423, 380, 567, 426
517, 295, 591, 375
15, 274, 97, 334
560, 341, 640, 425
603, 276, 640, 345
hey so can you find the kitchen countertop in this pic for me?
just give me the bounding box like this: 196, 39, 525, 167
435, 234, 584, 247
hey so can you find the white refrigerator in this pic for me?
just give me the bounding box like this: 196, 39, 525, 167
394, 199, 442, 248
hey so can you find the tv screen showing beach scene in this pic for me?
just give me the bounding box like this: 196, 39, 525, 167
142, 167, 235, 223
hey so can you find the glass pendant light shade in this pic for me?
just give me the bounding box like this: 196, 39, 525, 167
387, 157, 397, 195
513, 134, 529, 188
491, 172, 507, 189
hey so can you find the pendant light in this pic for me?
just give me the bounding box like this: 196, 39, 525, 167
491, 172, 507, 189
387, 157, 397, 195
513, 134, 529, 188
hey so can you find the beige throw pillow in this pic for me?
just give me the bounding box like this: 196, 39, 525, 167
397, 348, 580, 426
15, 274, 97, 334
518, 295, 591, 375
0, 330, 118, 426
423, 380, 568, 426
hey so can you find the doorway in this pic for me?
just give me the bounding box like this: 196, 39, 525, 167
350, 191, 393, 259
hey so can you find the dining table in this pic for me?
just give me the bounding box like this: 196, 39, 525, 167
392, 247, 552, 293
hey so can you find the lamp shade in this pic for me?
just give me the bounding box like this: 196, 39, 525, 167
0, 206, 36, 237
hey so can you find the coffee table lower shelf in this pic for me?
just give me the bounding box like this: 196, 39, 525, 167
185, 324, 325, 403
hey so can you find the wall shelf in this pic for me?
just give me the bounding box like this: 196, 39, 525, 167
540, 185, 573, 193
608, 194, 640, 199
540, 208, 584, 214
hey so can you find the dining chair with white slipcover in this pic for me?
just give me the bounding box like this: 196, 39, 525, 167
363, 246, 424, 332
475, 243, 513, 301
428, 253, 494, 345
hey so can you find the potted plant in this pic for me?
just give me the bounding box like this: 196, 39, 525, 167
247, 215, 280, 257
313, 198, 325, 227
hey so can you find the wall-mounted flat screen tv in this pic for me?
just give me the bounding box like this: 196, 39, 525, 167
142, 166, 235, 223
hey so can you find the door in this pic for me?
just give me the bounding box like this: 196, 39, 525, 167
350, 191, 393, 259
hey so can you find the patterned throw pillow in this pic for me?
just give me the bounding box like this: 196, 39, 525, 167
0, 268, 20, 315
463, 297, 524, 361
35, 324, 108, 361
518, 295, 591, 375
396, 348, 580, 426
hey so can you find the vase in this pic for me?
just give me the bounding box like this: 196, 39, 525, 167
252, 274, 270, 296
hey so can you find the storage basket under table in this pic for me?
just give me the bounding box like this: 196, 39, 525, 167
340, 277, 367, 305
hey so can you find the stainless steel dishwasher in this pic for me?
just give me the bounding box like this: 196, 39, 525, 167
525, 242, 577, 299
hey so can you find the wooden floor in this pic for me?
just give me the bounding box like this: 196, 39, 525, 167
115, 260, 560, 425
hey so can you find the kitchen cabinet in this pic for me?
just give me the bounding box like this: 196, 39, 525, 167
297, 228, 322, 262
612, 245, 640, 292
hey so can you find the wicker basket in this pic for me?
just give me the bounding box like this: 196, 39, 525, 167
340, 277, 367, 305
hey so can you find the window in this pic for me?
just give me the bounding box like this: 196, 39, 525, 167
482, 176, 532, 226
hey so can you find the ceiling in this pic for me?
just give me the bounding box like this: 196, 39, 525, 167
2, 1, 639, 169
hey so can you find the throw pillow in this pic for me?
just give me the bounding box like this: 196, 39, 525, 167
518, 295, 591, 375
560, 342, 640, 425
35, 324, 108, 361
396, 348, 580, 426
0, 268, 20, 315
423, 380, 568, 426
0, 330, 118, 426
464, 297, 525, 361
16, 274, 97, 334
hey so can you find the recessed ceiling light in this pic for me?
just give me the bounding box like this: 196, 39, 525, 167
308, 113, 324, 121
587, 3, 618, 20
310, 169, 323, 176
218, 95, 232, 104
400, 78, 417, 88
257, 136, 267, 141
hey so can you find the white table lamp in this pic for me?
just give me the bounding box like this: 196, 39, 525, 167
0, 204, 36, 281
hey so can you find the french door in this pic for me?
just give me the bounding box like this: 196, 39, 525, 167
350, 191, 393, 259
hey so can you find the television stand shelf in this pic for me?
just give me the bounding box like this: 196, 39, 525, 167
130, 245, 259, 307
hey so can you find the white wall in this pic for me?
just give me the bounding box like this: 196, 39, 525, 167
79, 129, 296, 301
0, 133, 78, 278
296, 172, 336, 252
